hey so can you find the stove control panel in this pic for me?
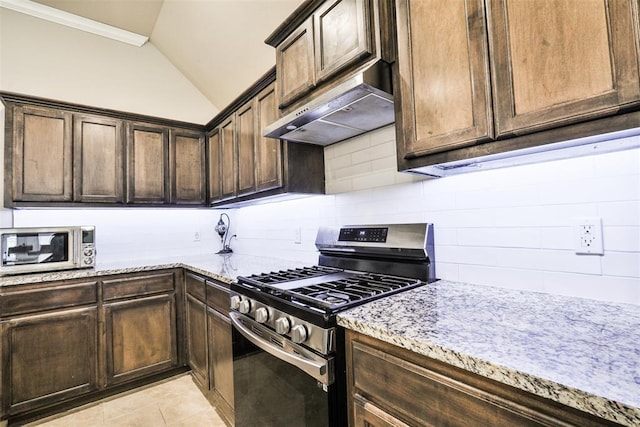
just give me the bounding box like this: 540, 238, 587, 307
338, 227, 388, 242
229, 292, 335, 356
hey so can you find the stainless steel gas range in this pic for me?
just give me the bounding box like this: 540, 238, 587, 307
230, 223, 436, 427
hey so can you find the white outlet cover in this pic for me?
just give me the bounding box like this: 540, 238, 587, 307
574, 217, 604, 255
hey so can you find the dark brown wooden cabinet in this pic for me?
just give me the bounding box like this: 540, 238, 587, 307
185, 273, 208, 388
9, 105, 73, 203
0, 279, 99, 420
271, 0, 379, 109
73, 114, 125, 203
101, 272, 180, 387
184, 272, 234, 427
0, 270, 185, 425
207, 128, 222, 202
394, 0, 493, 159
236, 100, 257, 195
219, 116, 237, 201
488, 0, 640, 137
346, 330, 620, 427
255, 83, 282, 192
395, 0, 640, 171
126, 122, 170, 204
170, 129, 206, 204
0, 307, 99, 417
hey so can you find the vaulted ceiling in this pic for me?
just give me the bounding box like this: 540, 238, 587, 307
31, 0, 304, 111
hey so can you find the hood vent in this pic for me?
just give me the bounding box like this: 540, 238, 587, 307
264, 61, 394, 146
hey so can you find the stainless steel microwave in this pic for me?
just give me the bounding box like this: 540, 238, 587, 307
0, 226, 95, 276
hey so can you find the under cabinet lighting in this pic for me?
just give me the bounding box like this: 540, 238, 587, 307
0, 0, 149, 47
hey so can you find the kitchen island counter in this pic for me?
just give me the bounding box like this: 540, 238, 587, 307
337, 279, 640, 426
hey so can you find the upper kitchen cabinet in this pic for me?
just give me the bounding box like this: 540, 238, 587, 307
126, 122, 170, 204
205, 69, 324, 207
395, 0, 640, 172
1, 93, 207, 208
394, 0, 493, 159
8, 105, 73, 203
488, 0, 640, 137
267, 0, 393, 111
170, 129, 206, 205
255, 83, 282, 192
73, 114, 125, 203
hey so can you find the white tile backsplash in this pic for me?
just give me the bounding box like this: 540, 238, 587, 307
234, 127, 640, 305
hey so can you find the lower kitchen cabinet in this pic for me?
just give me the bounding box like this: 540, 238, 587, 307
0, 269, 185, 425
345, 330, 620, 427
207, 306, 234, 425
0, 307, 99, 417
184, 272, 234, 426
103, 294, 178, 386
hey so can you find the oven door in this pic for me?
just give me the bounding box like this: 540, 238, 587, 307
230, 312, 340, 427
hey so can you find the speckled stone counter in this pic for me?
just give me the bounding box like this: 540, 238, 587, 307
337, 279, 640, 426
0, 253, 308, 287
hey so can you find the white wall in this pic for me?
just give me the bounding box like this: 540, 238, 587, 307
232, 126, 640, 306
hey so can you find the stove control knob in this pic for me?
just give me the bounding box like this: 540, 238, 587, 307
230, 295, 241, 310
291, 325, 308, 343
275, 317, 290, 335
238, 299, 252, 314
255, 307, 269, 323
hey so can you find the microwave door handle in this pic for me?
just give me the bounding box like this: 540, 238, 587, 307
229, 311, 333, 386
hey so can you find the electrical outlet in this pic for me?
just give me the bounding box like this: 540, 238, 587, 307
193, 231, 201, 242
574, 217, 604, 255
294, 227, 302, 244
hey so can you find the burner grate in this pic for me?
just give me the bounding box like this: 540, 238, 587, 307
247, 265, 342, 284
288, 273, 421, 310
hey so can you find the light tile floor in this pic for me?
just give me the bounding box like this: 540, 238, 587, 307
24, 374, 227, 427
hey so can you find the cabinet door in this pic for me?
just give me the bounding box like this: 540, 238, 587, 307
276, 18, 316, 108
11, 105, 73, 202
73, 114, 124, 203
126, 123, 169, 204
256, 82, 283, 192
186, 294, 208, 388
208, 128, 222, 202
0, 307, 98, 416
236, 101, 257, 196
488, 0, 640, 136
219, 116, 237, 200
353, 395, 411, 427
208, 307, 234, 424
395, 0, 493, 159
314, 0, 374, 83
170, 129, 206, 204
103, 294, 178, 386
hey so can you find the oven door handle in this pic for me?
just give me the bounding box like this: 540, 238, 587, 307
230, 311, 334, 386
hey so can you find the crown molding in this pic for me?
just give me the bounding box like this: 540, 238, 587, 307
0, 0, 149, 47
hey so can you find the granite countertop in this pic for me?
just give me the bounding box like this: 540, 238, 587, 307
0, 253, 308, 287
337, 279, 640, 426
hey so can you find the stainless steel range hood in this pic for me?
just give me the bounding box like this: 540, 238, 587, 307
263, 61, 394, 146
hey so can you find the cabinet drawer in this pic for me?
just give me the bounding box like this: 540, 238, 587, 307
185, 272, 206, 302
206, 280, 230, 315
0, 282, 98, 317
102, 272, 175, 301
